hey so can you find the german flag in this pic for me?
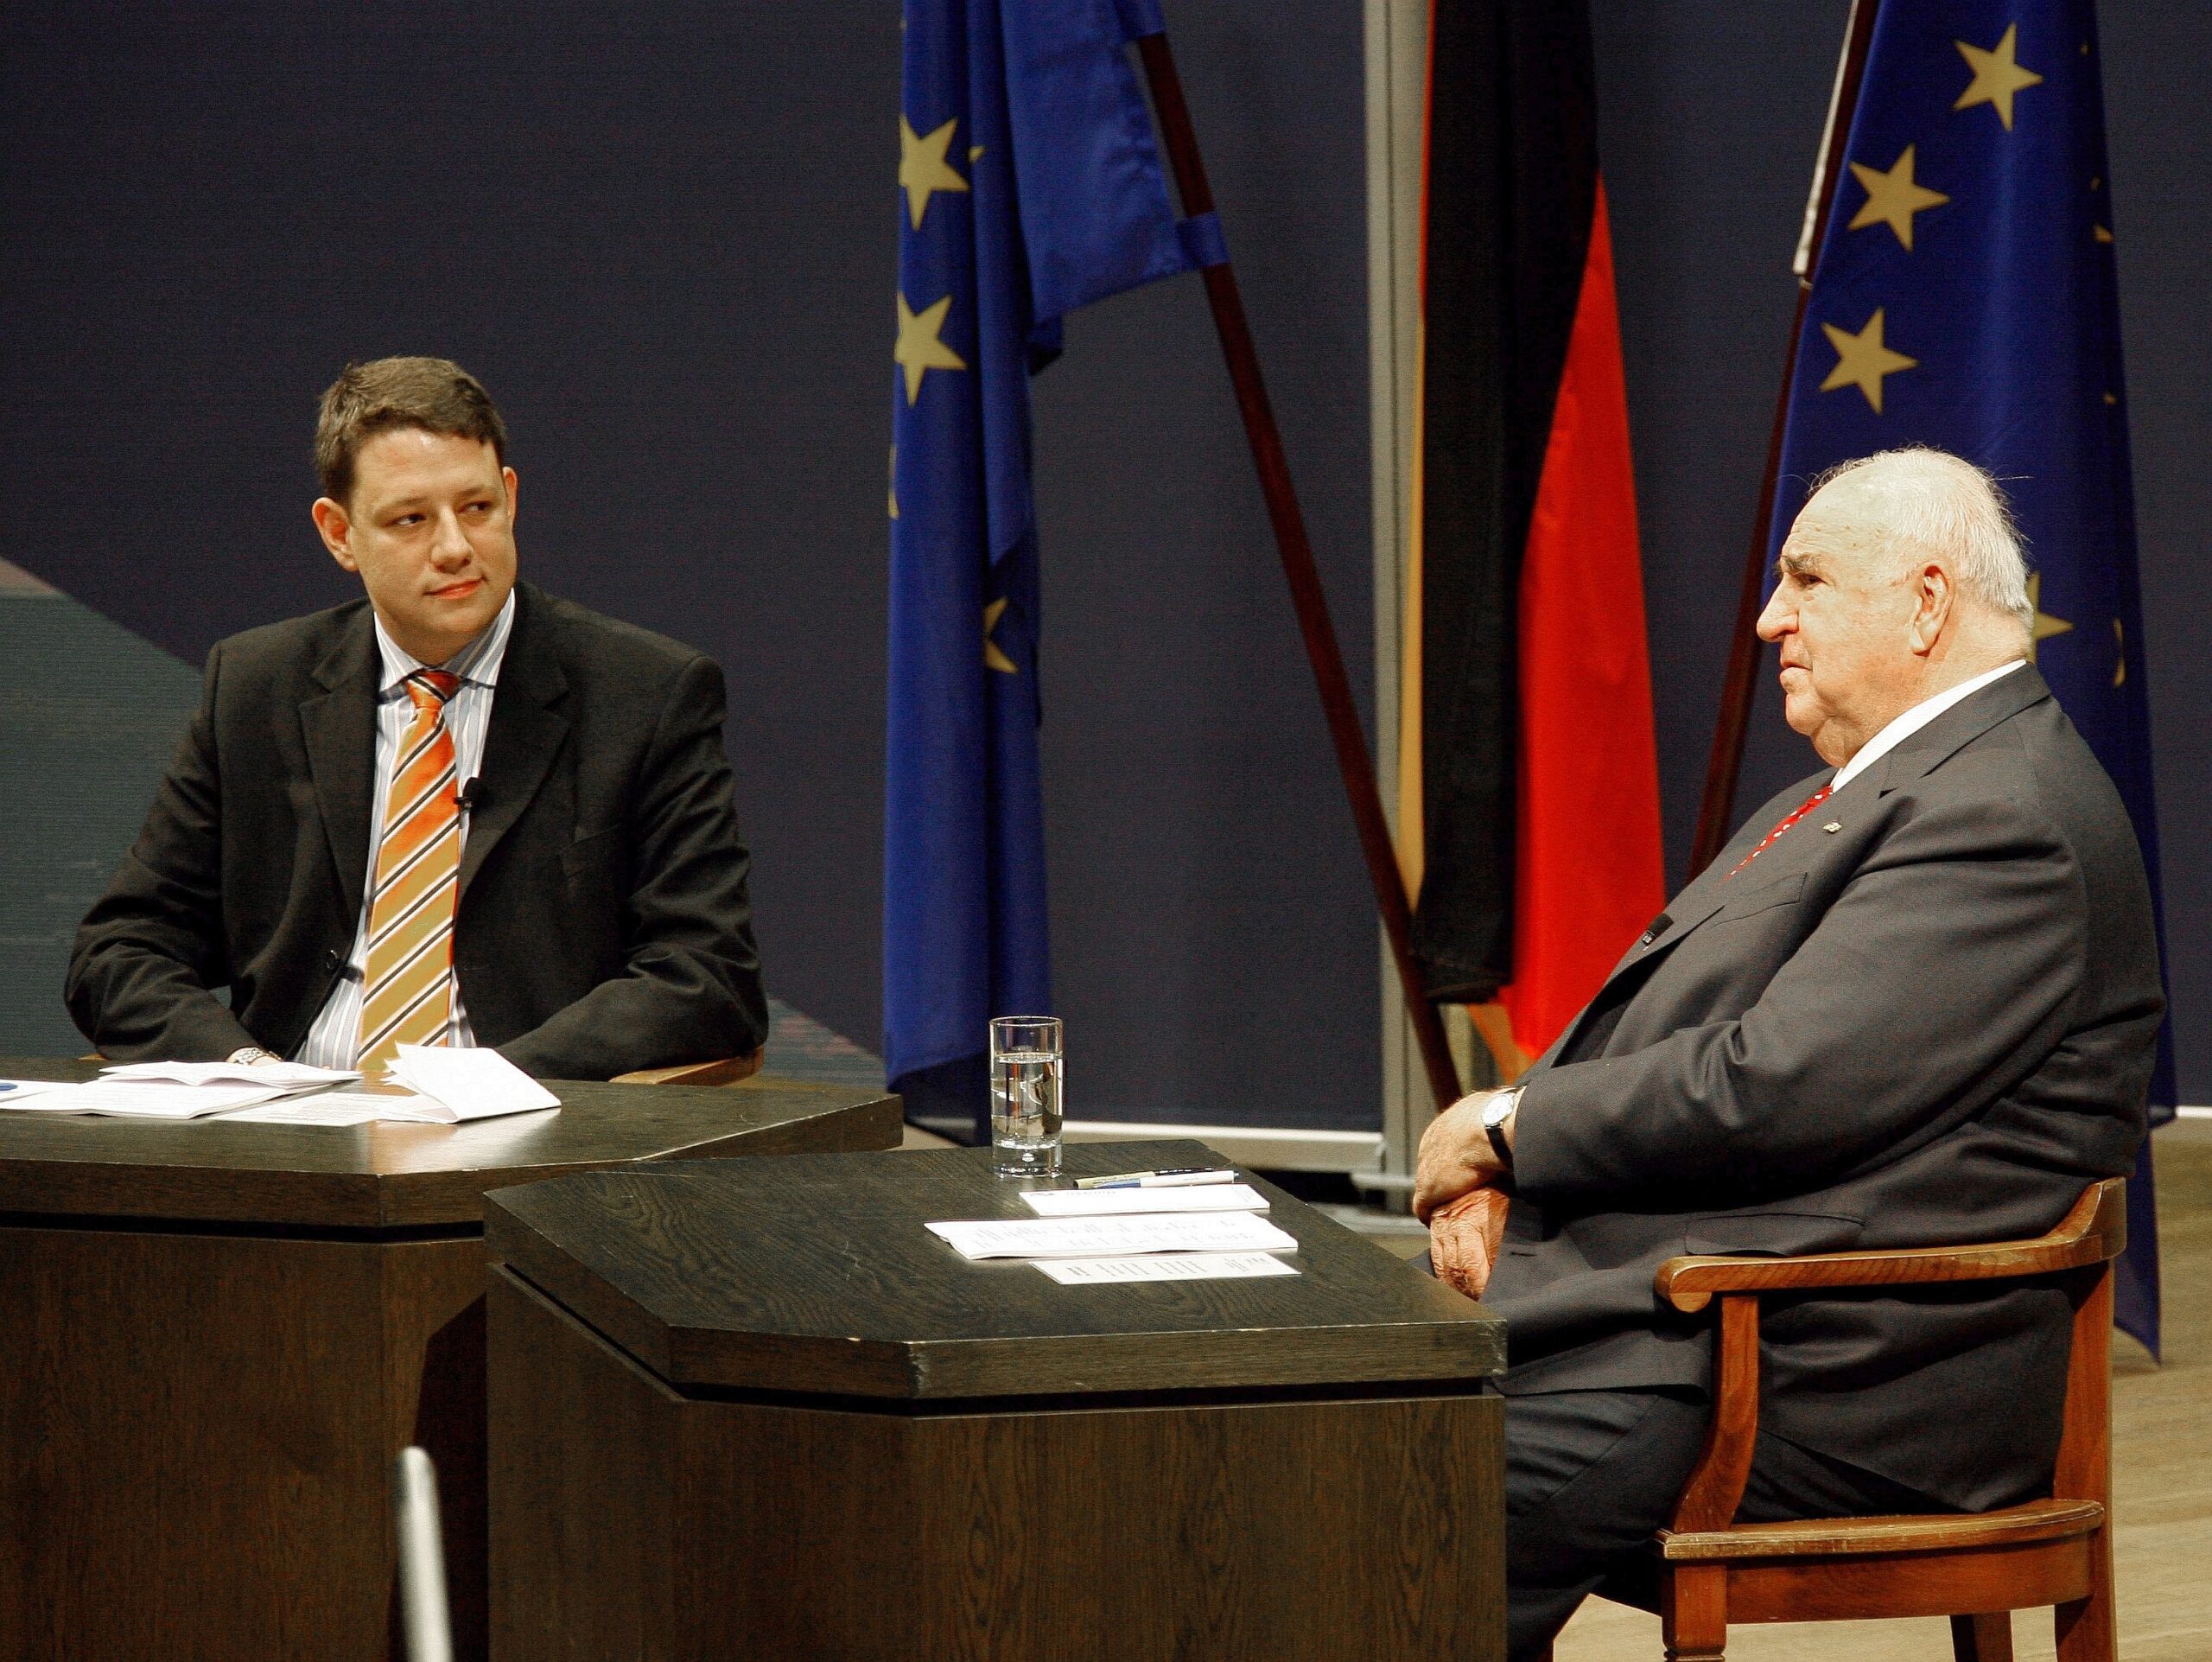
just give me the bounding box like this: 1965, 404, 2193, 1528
1400, 0, 1665, 1079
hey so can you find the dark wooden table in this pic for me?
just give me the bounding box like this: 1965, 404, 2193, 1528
486, 1138, 1508, 1661
0, 1058, 900, 1662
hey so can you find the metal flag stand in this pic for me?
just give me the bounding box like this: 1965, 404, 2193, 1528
1689, 0, 1881, 873
1126, 22, 1465, 1118
393, 1447, 455, 1662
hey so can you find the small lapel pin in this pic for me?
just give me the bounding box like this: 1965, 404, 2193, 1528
1822, 821, 1843, 833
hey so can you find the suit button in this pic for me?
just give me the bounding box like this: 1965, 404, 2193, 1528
323, 948, 343, 970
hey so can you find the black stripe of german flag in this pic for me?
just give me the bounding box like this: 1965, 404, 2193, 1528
1408, 0, 1665, 1067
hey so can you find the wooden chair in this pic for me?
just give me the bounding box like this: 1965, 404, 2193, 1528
611, 1049, 764, 1087
1588, 1177, 2126, 1662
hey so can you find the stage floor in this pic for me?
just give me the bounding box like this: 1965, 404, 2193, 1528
1555, 1113, 2212, 1662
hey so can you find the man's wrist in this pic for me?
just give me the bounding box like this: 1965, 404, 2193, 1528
1481, 1086, 1521, 1175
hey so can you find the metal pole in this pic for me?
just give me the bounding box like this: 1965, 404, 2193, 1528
1133, 28, 1463, 1114
392, 1447, 454, 1662
1688, 0, 1882, 876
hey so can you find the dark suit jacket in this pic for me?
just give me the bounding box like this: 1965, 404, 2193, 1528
67, 581, 768, 1080
1486, 665, 2161, 1511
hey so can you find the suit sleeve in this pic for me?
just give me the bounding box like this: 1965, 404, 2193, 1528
1512, 793, 2089, 1207
64, 644, 260, 1061
494, 654, 769, 1079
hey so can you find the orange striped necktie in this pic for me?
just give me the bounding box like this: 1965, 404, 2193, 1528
1726, 783, 1832, 878
358, 670, 463, 1075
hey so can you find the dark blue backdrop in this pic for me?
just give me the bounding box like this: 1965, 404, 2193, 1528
0, 3, 2204, 1120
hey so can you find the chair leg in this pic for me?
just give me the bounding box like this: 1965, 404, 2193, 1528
1950, 1612, 2014, 1661
2054, 1522, 2117, 1662
1660, 1566, 1727, 1662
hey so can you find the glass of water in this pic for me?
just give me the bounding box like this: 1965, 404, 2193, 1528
990, 1016, 1064, 1177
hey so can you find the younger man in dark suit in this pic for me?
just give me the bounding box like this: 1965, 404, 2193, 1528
68, 357, 767, 1080
1414, 447, 2163, 1659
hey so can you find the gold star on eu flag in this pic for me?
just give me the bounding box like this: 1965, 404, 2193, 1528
1847, 146, 1949, 251
2026, 572, 2073, 659
1955, 24, 2044, 131
895, 292, 966, 404
1819, 309, 1916, 414
983, 597, 1017, 673
899, 116, 969, 230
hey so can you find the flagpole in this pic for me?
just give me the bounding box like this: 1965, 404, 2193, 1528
1688, 0, 1883, 876
1132, 29, 1464, 1115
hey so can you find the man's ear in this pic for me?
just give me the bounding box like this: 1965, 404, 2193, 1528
503, 465, 519, 525
1907, 562, 1953, 655
311, 496, 359, 572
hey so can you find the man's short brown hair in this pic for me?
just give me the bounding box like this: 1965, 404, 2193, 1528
315, 356, 508, 503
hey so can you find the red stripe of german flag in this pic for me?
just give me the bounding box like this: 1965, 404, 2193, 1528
1402, 0, 1666, 1076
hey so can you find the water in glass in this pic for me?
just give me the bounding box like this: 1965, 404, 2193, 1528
991, 1048, 1063, 1175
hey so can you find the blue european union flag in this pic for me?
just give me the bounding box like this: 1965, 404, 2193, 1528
1767, 1, 2171, 1353
887, 0, 1198, 1138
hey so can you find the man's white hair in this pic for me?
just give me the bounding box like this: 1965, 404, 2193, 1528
1807, 446, 2034, 636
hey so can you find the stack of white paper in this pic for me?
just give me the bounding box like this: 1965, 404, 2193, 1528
0, 1079, 75, 1110
1034, 1252, 1299, 1285
380, 1046, 561, 1122
219, 1095, 424, 1127
926, 1211, 1296, 1261
934, 1181, 1301, 1285
100, 1061, 359, 1089
217, 1049, 559, 1127
0, 1079, 301, 1118
3, 1060, 361, 1118
0, 1050, 559, 1127
0, 1060, 370, 1118
1020, 1183, 1269, 1219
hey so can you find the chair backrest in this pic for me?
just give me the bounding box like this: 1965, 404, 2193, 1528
393, 1446, 454, 1662
1656, 1176, 2127, 1536
1655, 1176, 2127, 1312
611, 1048, 765, 1086
2050, 1179, 2127, 1508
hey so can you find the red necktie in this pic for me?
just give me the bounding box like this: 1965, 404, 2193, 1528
1727, 784, 1831, 878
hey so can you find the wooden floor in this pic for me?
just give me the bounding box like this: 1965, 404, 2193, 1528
1556, 1116, 2212, 1662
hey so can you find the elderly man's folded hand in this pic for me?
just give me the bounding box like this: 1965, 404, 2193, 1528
1413, 1087, 1510, 1221
1427, 1184, 1511, 1300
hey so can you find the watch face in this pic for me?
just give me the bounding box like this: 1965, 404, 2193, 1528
1483, 1093, 1513, 1129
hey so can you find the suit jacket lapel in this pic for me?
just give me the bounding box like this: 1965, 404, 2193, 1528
1578, 838, 1765, 1007
461, 583, 570, 898
1535, 765, 1838, 1071
1876, 662, 2051, 796
300, 610, 381, 922
1538, 886, 1732, 1069
1535, 669, 2050, 1076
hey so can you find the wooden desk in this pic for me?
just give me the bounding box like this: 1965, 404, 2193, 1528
0, 1059, 899, 1662
486, 1139, 1508, 1660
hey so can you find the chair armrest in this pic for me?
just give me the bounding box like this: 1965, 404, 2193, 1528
1659, 1177, 2123, 1538
1656, 1178, 2125, 1313
613, 1050, 765, 1088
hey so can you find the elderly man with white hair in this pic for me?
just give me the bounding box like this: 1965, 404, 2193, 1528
1412, 446, 2164, 1660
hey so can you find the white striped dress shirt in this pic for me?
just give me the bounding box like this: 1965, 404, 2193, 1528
292, 592, 516, 1069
